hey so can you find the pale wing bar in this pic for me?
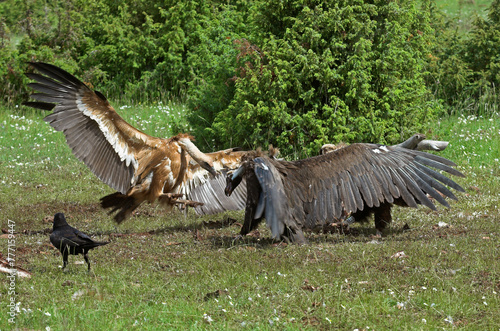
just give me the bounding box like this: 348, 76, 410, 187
25, 63, 135, 194
187, 171, 247, 215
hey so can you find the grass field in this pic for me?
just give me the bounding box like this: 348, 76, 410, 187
1, 102, 498, 330
436, 0, 492, 16
434, 0, 493, 33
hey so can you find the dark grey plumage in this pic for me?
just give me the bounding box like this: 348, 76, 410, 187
225, 144, 465, 244
50, 213, 109, 271
320, 133, 449, 155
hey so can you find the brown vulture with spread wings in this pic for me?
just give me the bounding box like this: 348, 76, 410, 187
24, 62, 246, 223
225, 144, 465, 244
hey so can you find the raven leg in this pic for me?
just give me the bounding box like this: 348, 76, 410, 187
62, 253, 68, 270
84, 252, 91, 271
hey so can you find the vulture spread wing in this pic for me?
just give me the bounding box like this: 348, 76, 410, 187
180, 148, 249, 214
228, 143, 465, 242
24, 62, 163, 194
185, 170, 247, 215
253, 157, 289, 237
286, 143, 464, 228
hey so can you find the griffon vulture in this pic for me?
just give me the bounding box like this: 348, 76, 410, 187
225, 144, 465, 244
24, 62, 246, 223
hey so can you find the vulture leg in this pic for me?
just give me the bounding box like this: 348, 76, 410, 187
350, 202, 394, 236
342, 215, 356, 225
373, 203, 393, 236
350, 208, 375, 224
175, 199, 204, 208
158, 193, 205, 209
232, 234, 244, 245
240, 215, 264, 236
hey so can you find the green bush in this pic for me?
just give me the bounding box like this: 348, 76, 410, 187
2, 0, 499, 156
0, 0, 250, 105
203, 0, 439, 156
425, 0, 500, 116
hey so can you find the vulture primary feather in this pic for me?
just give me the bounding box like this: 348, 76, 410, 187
225, 143, 465, 244
25, 62, 246, 223
320, 133, 449, 155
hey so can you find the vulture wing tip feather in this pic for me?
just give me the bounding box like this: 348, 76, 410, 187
233, 136, 464, 243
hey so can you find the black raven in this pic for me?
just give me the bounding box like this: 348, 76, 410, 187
50, 213, 109, 271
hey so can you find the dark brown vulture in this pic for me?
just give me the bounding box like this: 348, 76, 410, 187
24, 62, 246, 223
318, 134, 455, 236
225, 144, 465, 244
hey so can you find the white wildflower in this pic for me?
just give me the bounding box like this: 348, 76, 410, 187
203, 313, 213, 323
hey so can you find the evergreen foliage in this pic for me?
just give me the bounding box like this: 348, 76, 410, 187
0, 0, 498, 156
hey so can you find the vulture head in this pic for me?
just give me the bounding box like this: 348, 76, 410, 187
225, 146, 280, 197
225, 166, 244, 197
320, 142, 348, 155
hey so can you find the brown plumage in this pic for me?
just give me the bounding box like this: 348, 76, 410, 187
319, 134, 452, 234
24, 62, 246, 223
225, 144, 465, 244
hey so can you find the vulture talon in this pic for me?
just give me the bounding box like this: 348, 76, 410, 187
231, 234, 244, 245
174, 199, 205, 208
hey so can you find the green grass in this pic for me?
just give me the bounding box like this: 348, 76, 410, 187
433, 0, 493, 33
435, 0, 492, 17
1, 103, 499, 330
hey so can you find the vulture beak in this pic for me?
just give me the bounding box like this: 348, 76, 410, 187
225, 174, 234, 196
200, 161, 217, 178
225, 166, 244, 196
